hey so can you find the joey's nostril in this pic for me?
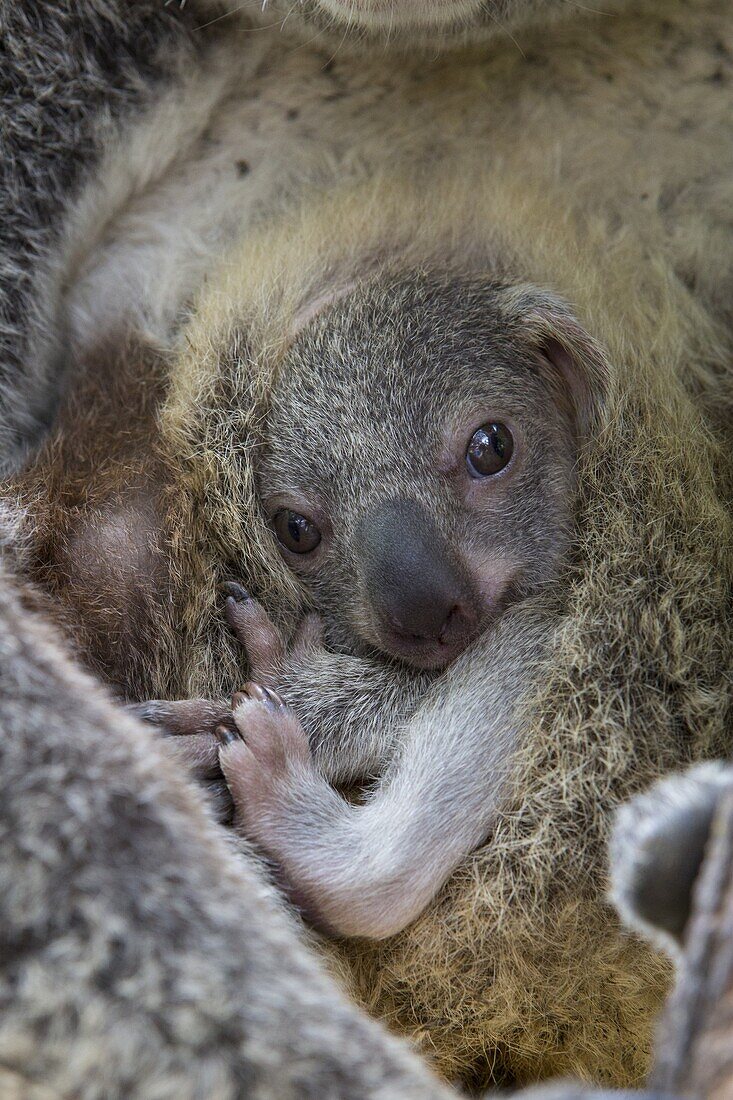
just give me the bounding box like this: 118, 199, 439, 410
440, 605, 459, 640
438, 602, 474, 644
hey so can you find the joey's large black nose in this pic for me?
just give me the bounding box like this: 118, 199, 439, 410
359, 498, 477, 658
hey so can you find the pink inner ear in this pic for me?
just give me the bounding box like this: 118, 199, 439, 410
541, 337, 575, 376
290, 281, 357, 338
536, 333, 593, 435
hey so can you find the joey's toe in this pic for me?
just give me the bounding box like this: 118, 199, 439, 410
224, 598, 284, 685
127, 698, 231, 738
230, 691, 311, 772
235, 682, 286, 712
217, 738, 263, 813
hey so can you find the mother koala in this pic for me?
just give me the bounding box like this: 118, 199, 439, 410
4, 0, 733, 1092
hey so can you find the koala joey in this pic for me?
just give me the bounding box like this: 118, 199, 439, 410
143, 272, 603, 940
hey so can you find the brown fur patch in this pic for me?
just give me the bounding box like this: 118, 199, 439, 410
6, 335, 175, 697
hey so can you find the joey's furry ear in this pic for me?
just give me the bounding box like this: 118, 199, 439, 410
289, 280, 358, 339
501, 286, 611, 437
610, 763, 733, 958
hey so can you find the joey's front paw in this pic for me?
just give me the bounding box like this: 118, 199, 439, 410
215, 682, 315, 849
222, 582, 322, 688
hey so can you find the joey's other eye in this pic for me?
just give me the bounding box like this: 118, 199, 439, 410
466, 423, 514, 477
273, 509, 322, 554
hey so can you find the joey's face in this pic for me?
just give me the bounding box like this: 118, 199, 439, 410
258, 274, 585, 670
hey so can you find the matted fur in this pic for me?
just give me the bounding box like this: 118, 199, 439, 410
152, 170, 733, 1086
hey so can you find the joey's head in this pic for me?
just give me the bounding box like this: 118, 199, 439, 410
258, 274, 605, 670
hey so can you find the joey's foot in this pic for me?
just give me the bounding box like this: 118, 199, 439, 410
216, 682, 315, 836
217, 685, 390, 938
221, 582, 322, 687
216, 683, 339, 925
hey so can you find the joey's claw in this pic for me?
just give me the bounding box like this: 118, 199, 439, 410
219, 581, 250, 603
217, 691, 339, 925
233, 683, 286, 713
221, 690, 313, 814
214, 724, 242, 747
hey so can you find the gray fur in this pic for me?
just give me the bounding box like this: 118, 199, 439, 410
605, 762, 733, 1098
0, 1, 199, 472
0, 524, 458, 1098
610, 762, 733, 958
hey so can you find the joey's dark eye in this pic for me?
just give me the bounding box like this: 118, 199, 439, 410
466, 423, 514, 477
273, 509, 322, 554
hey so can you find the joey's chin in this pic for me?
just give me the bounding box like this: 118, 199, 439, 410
377, 624, 479, 670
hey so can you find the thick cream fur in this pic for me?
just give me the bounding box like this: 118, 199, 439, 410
154, 152, 733, 1085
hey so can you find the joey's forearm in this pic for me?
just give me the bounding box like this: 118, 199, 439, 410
283, 606, 555, 939
280, 651, 429, 785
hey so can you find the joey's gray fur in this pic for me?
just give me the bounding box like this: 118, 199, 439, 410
0, 512, 459, 1100
176, 273, 595, 939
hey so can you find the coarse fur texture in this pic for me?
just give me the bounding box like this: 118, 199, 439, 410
6, 0, 733, 1088
0, 519, 461, 1100
598, 763, 733, 1099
